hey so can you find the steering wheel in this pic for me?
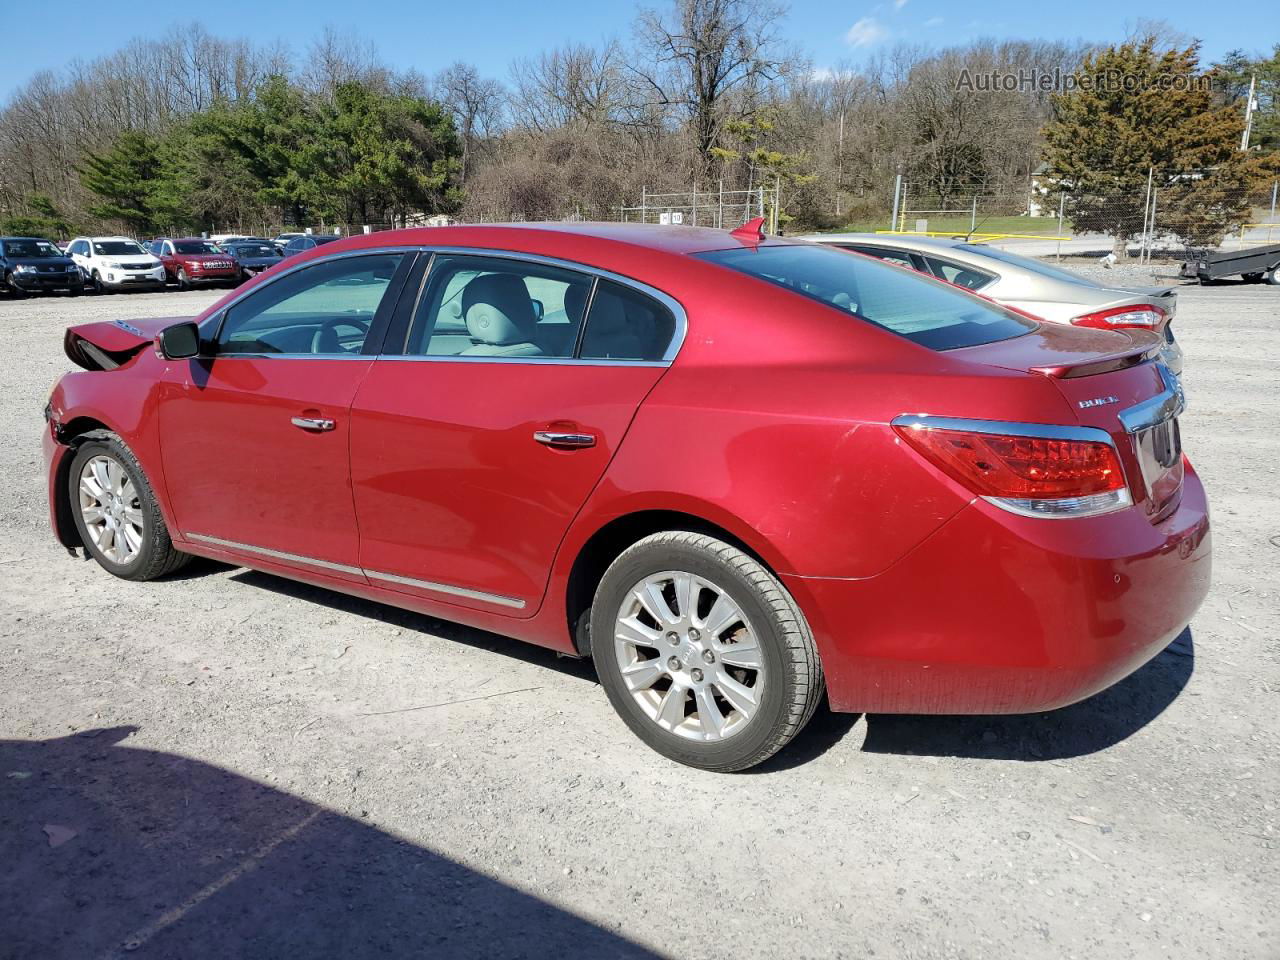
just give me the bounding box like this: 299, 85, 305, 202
310, 316, 371, 354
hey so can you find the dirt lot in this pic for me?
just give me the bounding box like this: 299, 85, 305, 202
1, 279, 1276, 959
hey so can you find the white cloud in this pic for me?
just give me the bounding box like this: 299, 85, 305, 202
893, 0, 908, 8
845, 17, 887, 47
924, 16, 943, 26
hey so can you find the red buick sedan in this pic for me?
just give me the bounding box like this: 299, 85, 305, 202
42, 222, 1211, 771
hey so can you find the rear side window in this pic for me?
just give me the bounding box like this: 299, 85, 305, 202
580, 280, 676, 362
698, 244, 1033, 350
919, 255, 995, 291
841, 244, 916, 270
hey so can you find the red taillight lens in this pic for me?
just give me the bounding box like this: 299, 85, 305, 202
1070, 304, 1165, 330
894, 425, 1125, 499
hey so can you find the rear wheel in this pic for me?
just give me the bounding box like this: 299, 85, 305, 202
591, 531, 824, 772
1268, 265, 1280, 286
68, 434, 189, 581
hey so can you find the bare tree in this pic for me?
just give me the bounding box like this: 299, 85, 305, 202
433, 62, 506, 182
633, 0, 793, 181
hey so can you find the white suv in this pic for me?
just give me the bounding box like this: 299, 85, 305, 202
66, 236, 166, 293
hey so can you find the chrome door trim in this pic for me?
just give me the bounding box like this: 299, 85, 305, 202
185, 532, 527, 610
186, 533, 364, 576
363, 569, 526, 609
890, 414, 1118, 447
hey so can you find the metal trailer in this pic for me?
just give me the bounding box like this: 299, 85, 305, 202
1181, 243, 1280, 285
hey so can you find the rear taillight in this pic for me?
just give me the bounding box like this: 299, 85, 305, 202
1070, 304, 1165, 330
892, 416, 1131, 518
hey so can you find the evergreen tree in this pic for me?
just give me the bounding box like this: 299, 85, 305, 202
79, 132, 164, 235
1043, 37, 1263, 254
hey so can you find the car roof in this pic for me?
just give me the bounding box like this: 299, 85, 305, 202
802, 232, 972, 253
333, 222, 785, 257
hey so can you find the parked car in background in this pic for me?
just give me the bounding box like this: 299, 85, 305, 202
222, 239, 285, 284
273, 232, 307, 246
42, 222, 1209, 772
66, 237, 165, 294
1, 236, 83, 297
803, 233, 1184, 374
148, 238, 238, 289
281, 234, 342, 258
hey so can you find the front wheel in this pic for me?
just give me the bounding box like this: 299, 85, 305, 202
177, 268, 191, 290
4, 272, 27, 299
591, 531, 824, 772
68, 434, 189, 581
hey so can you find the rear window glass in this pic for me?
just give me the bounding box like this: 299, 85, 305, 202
698, 244, 1033, 350
953, 243, 1094, 286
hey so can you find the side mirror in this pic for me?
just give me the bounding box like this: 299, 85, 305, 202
158, 321, 201, 360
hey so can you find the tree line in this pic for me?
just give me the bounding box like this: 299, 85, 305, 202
0, 3, 1276, 246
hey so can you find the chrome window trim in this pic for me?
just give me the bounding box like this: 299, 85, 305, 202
201, 247, 414, 356
187, 532, 527, 610
890, 414, 1118, 448
197, 244, 688, 366
401, 246, 688, 366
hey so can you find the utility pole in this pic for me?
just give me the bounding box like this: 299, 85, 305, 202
890, 170, 902, 232
1241, 74, 1257, 151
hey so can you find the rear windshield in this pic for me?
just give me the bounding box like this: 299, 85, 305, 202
698, 244, 1034, 350
953, 243, 1095, 286
229, 243, 278, 257
174, 240, 221, 254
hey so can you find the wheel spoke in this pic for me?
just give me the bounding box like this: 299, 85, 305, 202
718, 636, 762, 670
80, 475, 105, 501
90, 459, 112, 495
620, 658, 665, 692
656, 685, 688, 729
124, 505, 144, 526
637, 582, 679, 626
80, 505, 105, 523
99, 525, 117, 560
694, 686, 725, 738
616, 616, 662, 651
121, 521, 143, 555
713, 672, 758, 718
672, 572, 696, 622
700, 592, 741, 638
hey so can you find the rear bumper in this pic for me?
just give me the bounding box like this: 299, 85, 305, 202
787, 461, 1211, 714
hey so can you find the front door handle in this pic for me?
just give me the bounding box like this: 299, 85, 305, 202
291, 416, 336, 432
534, 430, 596, 449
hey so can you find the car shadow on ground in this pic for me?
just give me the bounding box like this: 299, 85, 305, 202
0, 727, 660, 960
860, 628, 1195, 762
211, 565, 1192, 770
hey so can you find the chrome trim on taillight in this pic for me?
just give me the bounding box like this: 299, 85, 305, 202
890, 414, 1117, 447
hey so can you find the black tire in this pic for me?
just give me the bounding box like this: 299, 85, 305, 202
1268, 265, 1280, 286
5, 272, 27, 299
591, 531, 824, 772
177, 268, 191, 290
1242, 272, 1264, 283
90, 270, 106, 295
68, 433, 190, 581
67, 283, 82, 297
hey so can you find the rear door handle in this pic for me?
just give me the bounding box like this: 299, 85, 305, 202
534, 430, 596, 449
291, 416, 336, 432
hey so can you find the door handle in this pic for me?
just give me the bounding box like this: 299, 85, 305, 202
534, 430, 596, 449
291, 416, 336, 432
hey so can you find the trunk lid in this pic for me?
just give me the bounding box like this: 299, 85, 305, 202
951, 324, 1185, 520
64, 316, 191, 371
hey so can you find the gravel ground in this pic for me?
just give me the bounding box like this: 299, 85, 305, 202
1, 281, 1277, 960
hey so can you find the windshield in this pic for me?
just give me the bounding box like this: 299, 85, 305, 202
229, 243, 278, 257
698, 244, 1034, 350
174, 240, 221, 255
93, 240, 146, 257
313, 235, 340, 245
953, 243, 1096, 286
3, 239, 61, 258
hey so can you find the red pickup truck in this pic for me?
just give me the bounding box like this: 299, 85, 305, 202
148, 238, 238, 289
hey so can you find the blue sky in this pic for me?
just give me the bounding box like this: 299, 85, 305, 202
1, 0, 1272, 100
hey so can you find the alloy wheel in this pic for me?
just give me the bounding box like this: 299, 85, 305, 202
78, 454, 144, 565
613, 570, 764, 742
